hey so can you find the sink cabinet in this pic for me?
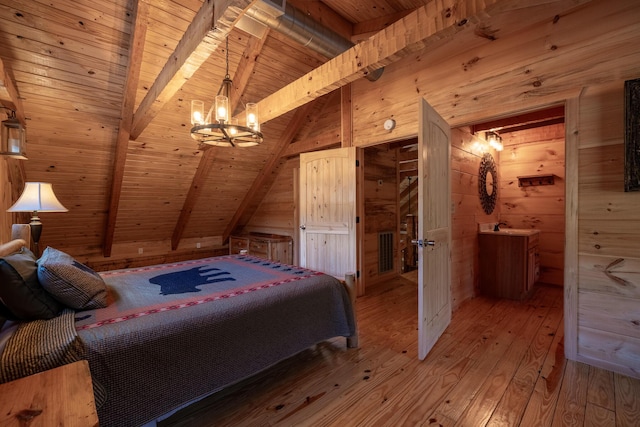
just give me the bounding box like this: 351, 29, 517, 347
478, 231, 540, 300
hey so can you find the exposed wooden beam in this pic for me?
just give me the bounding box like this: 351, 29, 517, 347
471, 105, 565, 134
341, 84, 353, 147
0, 58, 26, 126
351, 9, 415, 43
103, 0, 149, 257
291, 90, 339, 144
282, 136, 340, 157
255, 0, 507, 125
282, 91, 342, 157
399, 177, 418, 200
399, 167, 419, 180
397, 149, 419, 163
171, 148, 218, 250
230, 29, 270, 114
171, 33, 267, 250
130, 0, 257, 139
388, 137, 418, 150
223, 101, 317, 242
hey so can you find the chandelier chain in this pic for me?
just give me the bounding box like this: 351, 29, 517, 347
225, 37, 230, 79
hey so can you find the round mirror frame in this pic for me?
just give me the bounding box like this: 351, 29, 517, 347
478, 153, 497, 214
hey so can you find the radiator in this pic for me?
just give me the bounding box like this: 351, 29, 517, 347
378, 232, 394, 273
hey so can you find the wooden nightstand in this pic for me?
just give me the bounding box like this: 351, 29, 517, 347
0, 360, 99, 426
230, 233, 293, 264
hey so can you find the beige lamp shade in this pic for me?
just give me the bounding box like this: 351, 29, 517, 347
8, 182, 68, 213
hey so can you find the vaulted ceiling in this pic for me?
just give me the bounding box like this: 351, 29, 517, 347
0, 0, 615, 262
1, 0, 430, 258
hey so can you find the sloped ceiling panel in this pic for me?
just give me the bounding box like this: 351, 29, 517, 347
0, 0, 434, 258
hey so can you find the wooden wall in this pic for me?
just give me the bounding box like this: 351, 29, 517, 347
348, 0, 639, 145
500, 123, 566, 286
243, 82, 640, 379
570, 81, 640, 378
343, 0, 639, 378
244, 157, 299, 239
0, 157, 26, 245
1, 154, 229, 272
242, 146, 401, 288
246, 127, 496, 311
451, 128, 499, 306
0, 157, 12, 244
362, 145, 397, 286
0, 0, 637, 381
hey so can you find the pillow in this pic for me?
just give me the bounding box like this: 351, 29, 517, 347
37, 247, 108, 310
0, 247, 62, 320
0, 303, 14, 321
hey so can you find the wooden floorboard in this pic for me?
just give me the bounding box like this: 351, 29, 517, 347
160, 278, 640, 427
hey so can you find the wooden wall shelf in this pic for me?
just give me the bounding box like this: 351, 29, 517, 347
517, 174, 555, 187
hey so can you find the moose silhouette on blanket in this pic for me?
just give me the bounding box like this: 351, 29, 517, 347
149, 266, 236, 295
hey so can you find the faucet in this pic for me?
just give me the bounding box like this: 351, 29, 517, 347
494, 222, 507, 231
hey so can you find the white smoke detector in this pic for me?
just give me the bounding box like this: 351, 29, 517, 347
383, 119, 396, 131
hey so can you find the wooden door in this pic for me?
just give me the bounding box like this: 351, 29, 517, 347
417, 98, 452, 360
299, 147, 357, 279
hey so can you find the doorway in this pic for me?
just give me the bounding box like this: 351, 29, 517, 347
397, 140, 419, 283
357, 104, 566, 365
472, 106, 566, 289
360, 107, 565, 309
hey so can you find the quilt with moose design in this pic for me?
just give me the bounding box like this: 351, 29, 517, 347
75, 255, 355, 427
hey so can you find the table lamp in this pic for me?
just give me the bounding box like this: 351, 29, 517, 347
7, 182, 68, 255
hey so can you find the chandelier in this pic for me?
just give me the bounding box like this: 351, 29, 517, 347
190, 38, 263, 147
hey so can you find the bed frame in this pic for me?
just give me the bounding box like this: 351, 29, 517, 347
0, 224, 359, 348
1, 224, 359, 425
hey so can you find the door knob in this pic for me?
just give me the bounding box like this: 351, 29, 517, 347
411, 239, 435, 247
299, 225, 306, 230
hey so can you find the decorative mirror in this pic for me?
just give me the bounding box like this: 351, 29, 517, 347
478, 153, 497, 214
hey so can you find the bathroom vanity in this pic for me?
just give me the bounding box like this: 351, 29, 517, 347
478, 229, 540, 300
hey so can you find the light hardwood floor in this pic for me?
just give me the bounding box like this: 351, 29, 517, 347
161, 278, 640, 426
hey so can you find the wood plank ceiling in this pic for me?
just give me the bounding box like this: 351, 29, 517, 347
0, 0, 446, 259
0, 0, 595, 261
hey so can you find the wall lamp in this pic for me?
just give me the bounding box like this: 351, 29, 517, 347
1, 109, 27, 159
485, 131, 503, 152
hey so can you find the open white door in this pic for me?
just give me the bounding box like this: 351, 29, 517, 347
299, 147, 357, 279
416, 98, 452, 360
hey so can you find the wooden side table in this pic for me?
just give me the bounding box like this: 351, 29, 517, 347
230, 233, 293, 264
0, 360, 98, 426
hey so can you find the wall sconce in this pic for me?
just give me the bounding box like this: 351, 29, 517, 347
1, 110, 27, 159
471, 139, 487, 155
485, 131, 503, 152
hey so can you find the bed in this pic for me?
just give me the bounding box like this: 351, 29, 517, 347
0, 225, 357, 427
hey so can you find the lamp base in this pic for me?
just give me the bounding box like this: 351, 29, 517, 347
29, 215, 42, 257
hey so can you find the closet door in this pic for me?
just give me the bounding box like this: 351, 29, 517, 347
299, 147, 357, 281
